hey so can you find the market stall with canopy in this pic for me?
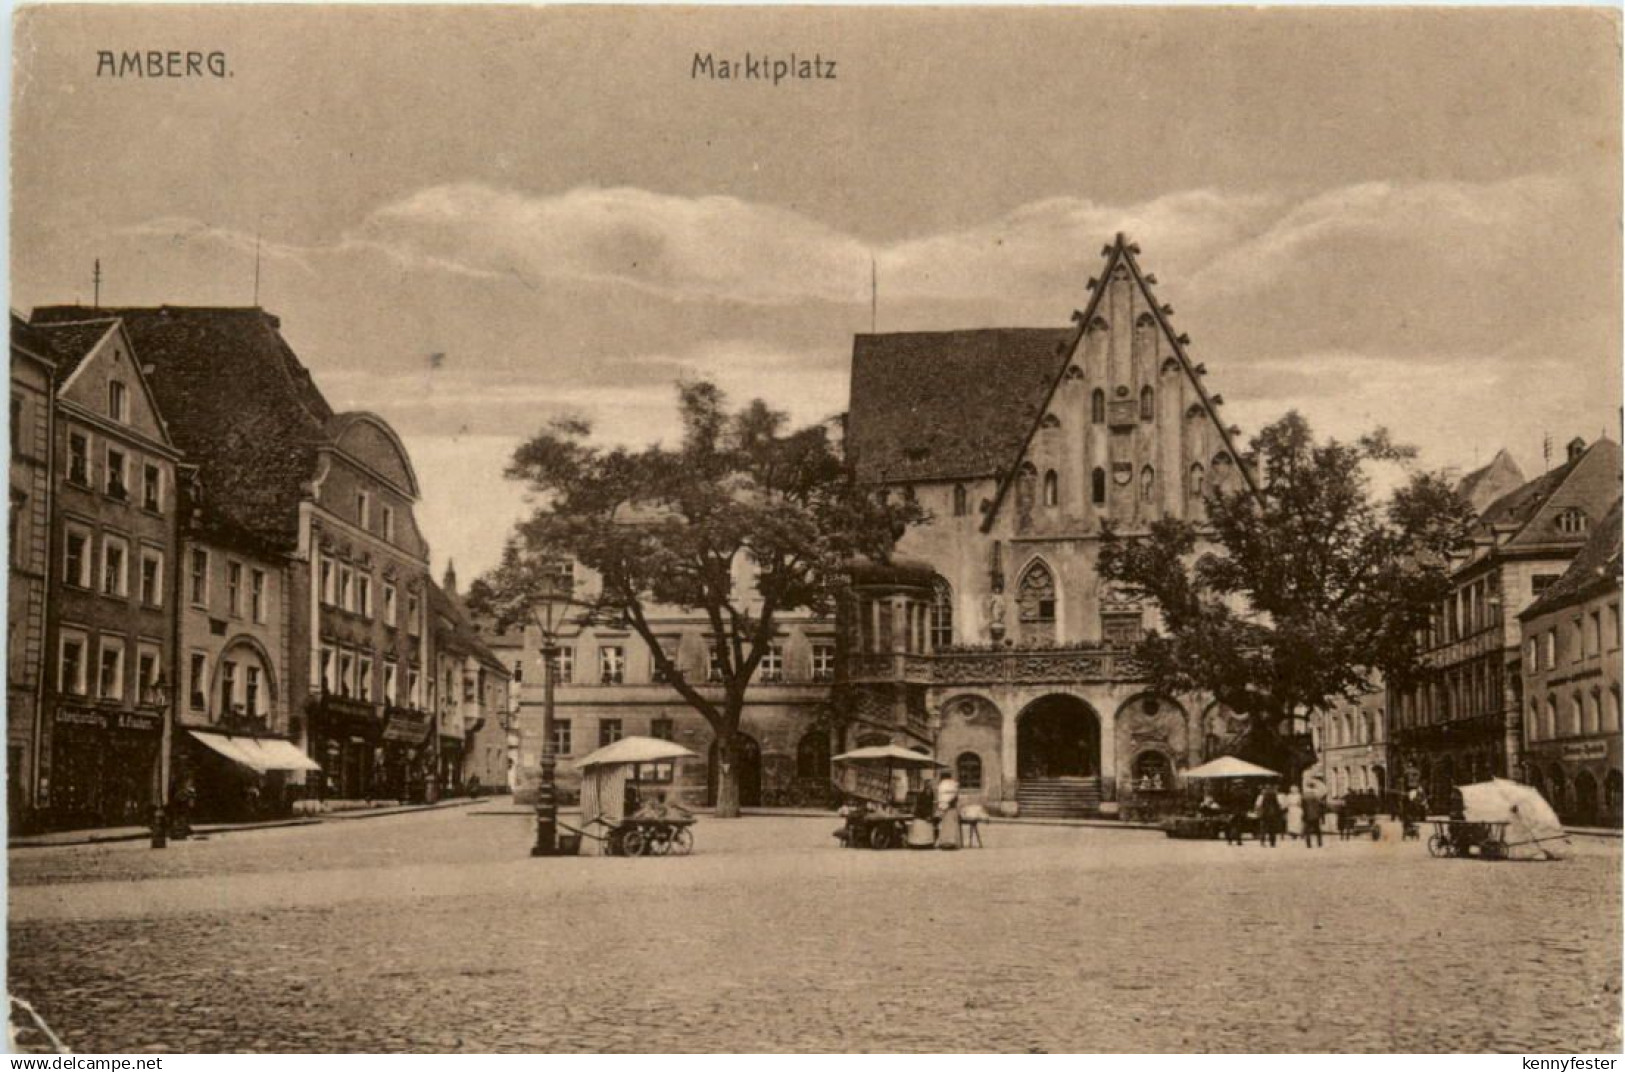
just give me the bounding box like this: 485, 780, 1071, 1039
571, 736, 699, 856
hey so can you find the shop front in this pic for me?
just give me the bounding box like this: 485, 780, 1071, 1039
182, 728, 323, 822
1525, 736, 1623, 828
382, 706, 434, 803
308, 694, 383, 801
46, 704, 162, 830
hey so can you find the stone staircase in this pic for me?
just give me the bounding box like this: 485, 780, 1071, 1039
1016, 777, 1101, 818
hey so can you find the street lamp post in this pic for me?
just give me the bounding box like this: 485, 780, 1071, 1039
531, 579, 567, 857
148, 676, 173, 850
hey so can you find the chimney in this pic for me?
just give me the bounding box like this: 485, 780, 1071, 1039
1567, 437, 1586, 463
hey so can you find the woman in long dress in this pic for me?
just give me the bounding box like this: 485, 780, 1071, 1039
907, 775, 937, 849
1284, 786, 1304, 839
935, 771, 961, 850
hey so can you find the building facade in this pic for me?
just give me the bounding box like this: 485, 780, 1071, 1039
29, 318, 179, 829
31, 306, 438, 808
502, 568, 838, 808
843, 234, 1255, 817
1389, 437, 1622, 809
1310, 686, 1389, 801
1518, 498, 1622, 826
9, 319, 57, 828
431, 568, 512, 795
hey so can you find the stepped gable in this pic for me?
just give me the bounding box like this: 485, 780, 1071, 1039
31, 305, 333, 552
848, 327, 1073, 485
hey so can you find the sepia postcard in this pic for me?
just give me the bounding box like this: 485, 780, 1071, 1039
5, 4, 1622, 1056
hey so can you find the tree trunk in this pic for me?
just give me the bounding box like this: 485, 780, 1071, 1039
713, 727, 742, 819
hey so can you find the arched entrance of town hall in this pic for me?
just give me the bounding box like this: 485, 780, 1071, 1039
1017, 695, 1101, 779
1016, 695, 1102, 817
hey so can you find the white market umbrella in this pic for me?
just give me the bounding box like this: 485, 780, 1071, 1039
573, 736, 698, 771
1458, 778, 1572, 861
1183, 756, 1281, 781
831, 745, 946, 769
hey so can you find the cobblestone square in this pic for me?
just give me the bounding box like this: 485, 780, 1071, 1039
8, 808, 1621, 1052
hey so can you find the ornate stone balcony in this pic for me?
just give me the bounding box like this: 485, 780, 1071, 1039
847, 644, 1144, 687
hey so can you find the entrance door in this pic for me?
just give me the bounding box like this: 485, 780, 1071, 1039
707, 734, 762, 807
1017, 696, 1101, 779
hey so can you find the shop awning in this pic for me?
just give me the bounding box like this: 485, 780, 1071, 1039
189, 731, 322, 773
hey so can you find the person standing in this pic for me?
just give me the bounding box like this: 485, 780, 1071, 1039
1255, 785, 1283, 847
935, 770, 961, 850
1302, 790, 1325, 848
1285, 785, 1304, 840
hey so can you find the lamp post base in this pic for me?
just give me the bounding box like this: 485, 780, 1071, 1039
530, 756, 559, 857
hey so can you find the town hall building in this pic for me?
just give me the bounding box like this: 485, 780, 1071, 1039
843, 234, 1253, 817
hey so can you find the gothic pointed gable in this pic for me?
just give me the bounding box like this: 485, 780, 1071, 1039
979, 233, 1256, 532
33, 317, 175, 451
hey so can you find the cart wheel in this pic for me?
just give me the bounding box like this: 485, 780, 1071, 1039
621, 829, 648, 857
869, 823, 896, 850
644, 829, 671, 856
1427, 833, 1451, 858
670, 827, 694, 856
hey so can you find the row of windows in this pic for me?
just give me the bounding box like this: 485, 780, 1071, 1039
187, 650, 268, 718
1528, 686, 1623, 742
1321, 708, 1385, 749
57, 628, 162, 703
65, 430, 166, 513
63, 524, 165, 606
537, 642, 836, 686
186, 549, 270, 623
318, 555, 417, 632
1525, 604, 1621, 672
317, 643, 422, 707
349, 490, 399, 545
546, 716, 676, 758
1395, 658, 1505, 727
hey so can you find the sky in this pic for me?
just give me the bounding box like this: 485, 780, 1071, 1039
11, 6, 1622, 581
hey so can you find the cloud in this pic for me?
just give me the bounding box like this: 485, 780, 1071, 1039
347, 184, 873, 305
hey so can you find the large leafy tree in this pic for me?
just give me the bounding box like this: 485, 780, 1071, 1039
471, 381, 915, 817
1097, 412, 1475, 781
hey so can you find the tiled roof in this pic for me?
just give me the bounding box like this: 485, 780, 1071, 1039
1477, 455, 1580, 532
1520, 498, 1622, 619
13, 316, 119, 385
431, 581, 509, 676
31, 305, 333, 550
847, 328, 1072, 484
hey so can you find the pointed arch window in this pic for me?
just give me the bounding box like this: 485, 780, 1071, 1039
1091, 389, 1106, 424
1091, 467, 1106, 505
1017, 561, 1057, 643
1189, 462, 1206, 500
1140, 466, 1155, 502
1139, 386, 1155, 421
1043, 470, 1059, 508
952, 484, 968, 517
929, 577, 954, 649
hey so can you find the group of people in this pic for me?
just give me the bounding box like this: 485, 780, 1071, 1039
1205, 783, 1330, 847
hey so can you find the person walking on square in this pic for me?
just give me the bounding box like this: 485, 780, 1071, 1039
1255, 785, 1283, 847
935, 770, 961, 850
1301, 789, 1325, 848
1284, 785, 1304, 839
1226, 793, 1249, 845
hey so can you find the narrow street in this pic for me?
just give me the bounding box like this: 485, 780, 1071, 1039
9, 808, 1620, 1052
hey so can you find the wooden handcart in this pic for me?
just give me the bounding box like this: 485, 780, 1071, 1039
1426, 819, 1510, 860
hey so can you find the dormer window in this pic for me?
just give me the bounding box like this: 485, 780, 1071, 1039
1556, 507, 1590, 535
108, 381, 129, 423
